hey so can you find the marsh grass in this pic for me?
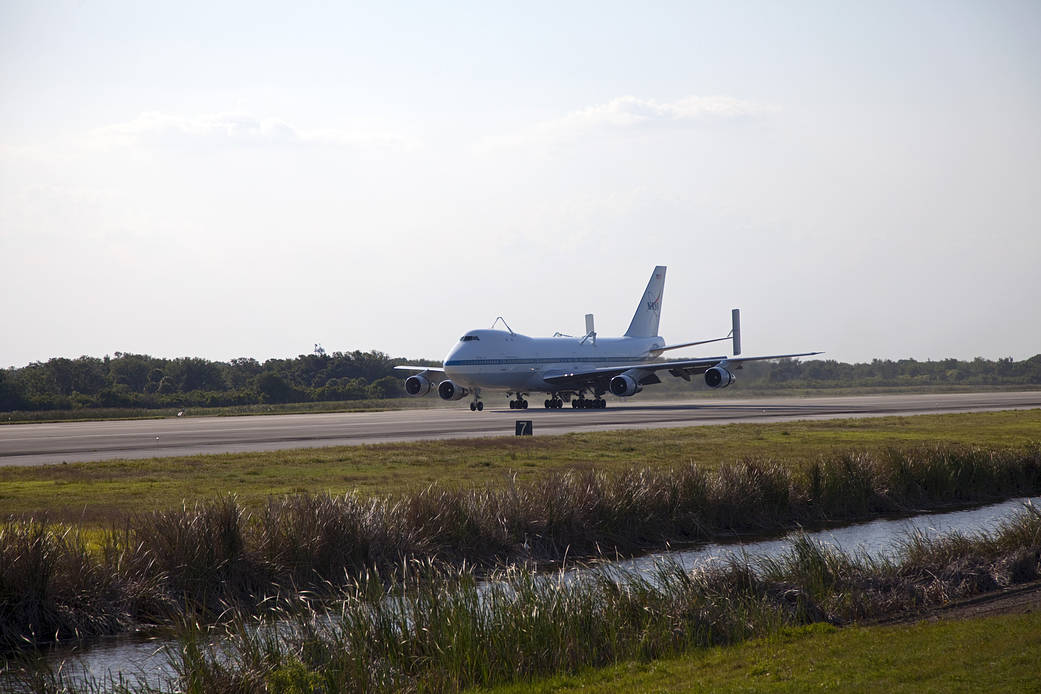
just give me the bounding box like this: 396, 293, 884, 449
131, 560, 792, 694
3, 505, 1039, 693
0, 520, 130, 649
2, 444, 1040, 654
138, 504, 1041, 694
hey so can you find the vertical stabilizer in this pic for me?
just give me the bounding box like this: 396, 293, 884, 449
625, 266, 667, 337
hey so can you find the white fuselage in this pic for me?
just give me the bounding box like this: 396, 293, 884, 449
443, 329, 665, 393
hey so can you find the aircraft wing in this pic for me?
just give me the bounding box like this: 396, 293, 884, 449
394, 365, 446, 373
542, 351, 822, 390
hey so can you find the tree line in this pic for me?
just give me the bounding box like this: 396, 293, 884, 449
0, 351, 425, 412
730, 354, 1041, 389
1, 352, 1039, 413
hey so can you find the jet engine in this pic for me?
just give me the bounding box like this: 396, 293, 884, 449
437, 379, 469, 401
404, 374, 431, 396
609, 373, 642, 397
704, 366, 735, 389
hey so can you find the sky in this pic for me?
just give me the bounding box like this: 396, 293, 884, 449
2, 1, 1039, 368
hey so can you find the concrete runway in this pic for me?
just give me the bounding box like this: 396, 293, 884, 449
1, 391, 1039, 467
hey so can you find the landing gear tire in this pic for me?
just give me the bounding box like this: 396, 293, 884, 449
477, 401, 484, 411
470, 403, 476, 411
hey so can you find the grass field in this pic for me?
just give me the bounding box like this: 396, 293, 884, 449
1, 409, 1039, 523
481, 612, 1041, 694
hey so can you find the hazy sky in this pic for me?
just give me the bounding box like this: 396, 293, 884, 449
2, 1, 1039, 368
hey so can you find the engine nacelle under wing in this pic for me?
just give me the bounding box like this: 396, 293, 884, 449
704, 365, 735, 389
404, 374, 432, 396
609, 373, 642, 397
437, 379, 469, 401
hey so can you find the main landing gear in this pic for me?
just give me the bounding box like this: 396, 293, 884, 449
508, 394, 529, 409
572, 397, 606, 409
543, 396, 564, 409
571, 389, 607, 409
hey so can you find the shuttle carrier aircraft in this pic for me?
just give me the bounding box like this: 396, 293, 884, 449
396, 266, 820, 411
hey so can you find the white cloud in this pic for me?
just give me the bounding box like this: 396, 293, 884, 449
558, 95, 772, 128
480, 95, 775, 151
91, 112, 411, 151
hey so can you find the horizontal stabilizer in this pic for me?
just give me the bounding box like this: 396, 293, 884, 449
658, 336, 732, 352
658, 308, 742, 355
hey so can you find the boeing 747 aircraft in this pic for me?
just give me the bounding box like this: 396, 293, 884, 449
396, 266, 820, 411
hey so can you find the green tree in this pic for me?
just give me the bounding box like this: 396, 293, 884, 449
166, 358, 226, 392
224, 358, 262, 389
0, 370, 26, 410
367, 375, 401, 399
109, 353, 156, 393
256, 373, 293, 403
47, 357, 107, 395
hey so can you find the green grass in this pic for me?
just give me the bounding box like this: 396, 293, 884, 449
480, 612, 1041, 694
2, 409, 1039, 523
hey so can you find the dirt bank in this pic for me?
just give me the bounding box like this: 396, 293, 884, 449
869, 578, 1041, 626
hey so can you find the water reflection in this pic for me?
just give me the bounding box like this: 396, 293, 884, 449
612, 496, 1041, 578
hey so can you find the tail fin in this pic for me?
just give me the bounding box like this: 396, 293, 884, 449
625, 266, 667, 337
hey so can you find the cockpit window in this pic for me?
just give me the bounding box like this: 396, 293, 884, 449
459, 335, 480, 342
